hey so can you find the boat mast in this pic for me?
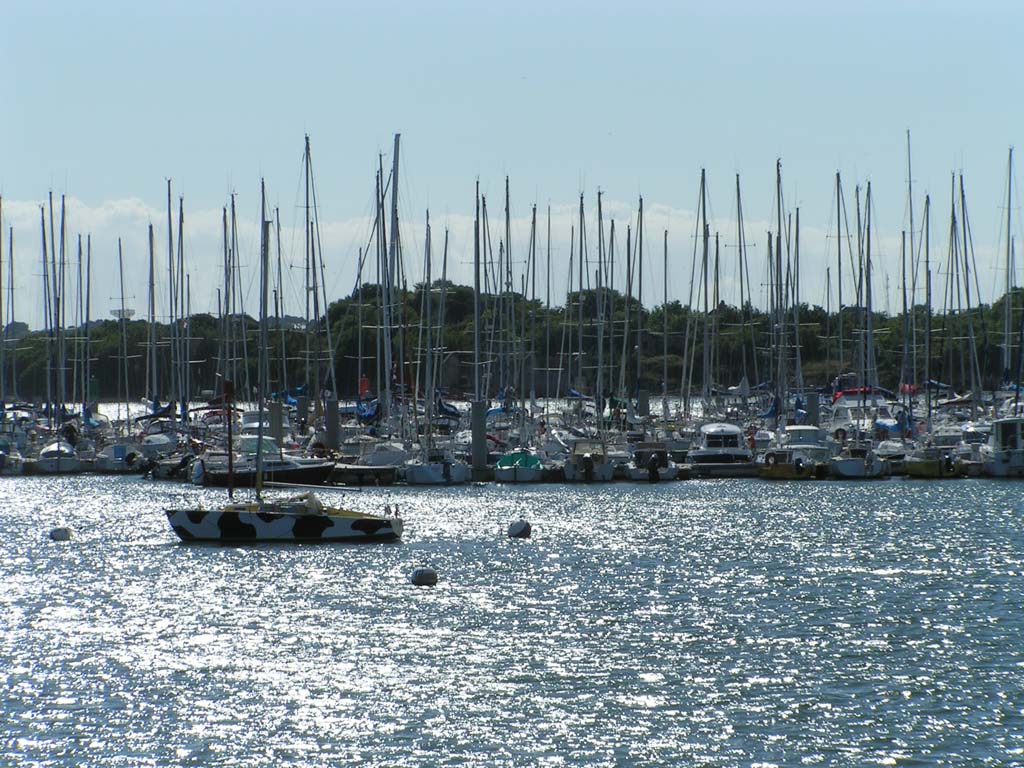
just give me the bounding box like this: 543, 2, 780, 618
662, 228, 668, 420
166, 181, 177, 414
0, 197, 4, 404
907, 130, 917, 391
577, 194, 585, 392
924, 195, 932, 426
275, 207, 287, 395
83, 235, 91, 414
40, 205, 52, 429
1004, 147, 1014, 383
423, 211, 433, 454
383, 135, 400, 423
473, 181, 481, 401
147, 224, 157, 403
545, 205, 551, 407
255, 180, 270, 501
636, 195, 644, 401
7, 227, 15, 400
117, 239, 131, 430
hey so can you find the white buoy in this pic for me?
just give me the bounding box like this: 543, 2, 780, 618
508, 520, 532, 539
49, 527, 72, 542
410, 567, 438, 586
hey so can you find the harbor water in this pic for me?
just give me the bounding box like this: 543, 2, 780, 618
2, 475, 1023, 766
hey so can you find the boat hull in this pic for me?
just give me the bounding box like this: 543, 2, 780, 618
165, 507, 403, 543
404, 461, 471, 485
904, 457, 964, 479
495, 465, 544, 483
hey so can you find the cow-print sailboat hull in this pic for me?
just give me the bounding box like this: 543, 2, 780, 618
165, 507, 403, 542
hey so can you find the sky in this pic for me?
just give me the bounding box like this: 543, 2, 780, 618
2, 0, 1023, 329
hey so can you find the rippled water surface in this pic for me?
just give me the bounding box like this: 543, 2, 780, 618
2, 475, 1024, 766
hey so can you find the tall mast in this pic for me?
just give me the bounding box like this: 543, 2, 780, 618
303, 136, 314, 395
545, 205, 551, 406
836, 172, 844, 381
1004, 147, 1015, 381
636, 195, 644, 399
529, 204, 537, 409
84, 235, 91, 413
662, 228, 668, 419
177, 197, 188, 422
147, 224, 156, 402
0, 196, 3, 404
597, 192, 605, 407
255, 180, 270, 501
383, 134, 400, 421
865, 183, 875, 390
275, 207, 287, 394
167, 181, 177, 411
907, 130, 917, 390
924, 195, 932, 425
577, 193, 585, 391
423, 211, 434, 452
117, 239, 130, 429
473, 180, 481, 401
7, 227, 15, 400
40, 205, 52, 427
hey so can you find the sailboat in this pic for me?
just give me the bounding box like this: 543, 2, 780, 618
165, 181, 402, 544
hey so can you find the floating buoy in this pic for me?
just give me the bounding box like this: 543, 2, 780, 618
508, 520, 532, 539
49, 526, 71, 542
410, 567, 438, 586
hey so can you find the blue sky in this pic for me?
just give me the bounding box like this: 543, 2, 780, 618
2, 1, 1022, 327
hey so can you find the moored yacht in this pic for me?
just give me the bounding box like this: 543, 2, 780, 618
982, 416, 1024, 477
688, 423, 756, 478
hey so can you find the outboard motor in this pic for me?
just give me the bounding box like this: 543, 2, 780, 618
647, 453, 660, 482
582, 453, 595, 482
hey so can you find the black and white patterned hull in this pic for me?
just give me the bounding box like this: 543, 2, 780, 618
165, 497, 403, 543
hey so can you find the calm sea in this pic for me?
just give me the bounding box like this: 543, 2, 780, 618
2, 475, 1023, 766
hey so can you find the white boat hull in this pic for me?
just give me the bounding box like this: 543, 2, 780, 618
982, 449, 1024, 477
830, 456, 887, 479
626, 465, 679, 482
563, 460, 615, 482
404, 461, 471, 485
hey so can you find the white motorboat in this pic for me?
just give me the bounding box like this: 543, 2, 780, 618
688, 423, 756, 477
403, 451, 472, 485
33, 440, 86, 474
626, 442, 679, 482
563, 440, 615, 482
982, 416, 1024, 477
830, 444, 888, 479
494, 449, 546, 483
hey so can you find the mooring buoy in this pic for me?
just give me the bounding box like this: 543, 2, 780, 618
410, 567, 438, 586
508, 520, 532, 539
49, 527, 72, 542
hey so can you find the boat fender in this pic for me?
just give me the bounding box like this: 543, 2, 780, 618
944, 454, 955, 474
410, 567, 438, 586
765, 453, 777, 467
49, 526, 71, 542
191, 457, 206, 486
793, 457, 804, 473
582, 454, 595, 482
508, 520, 532, 539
